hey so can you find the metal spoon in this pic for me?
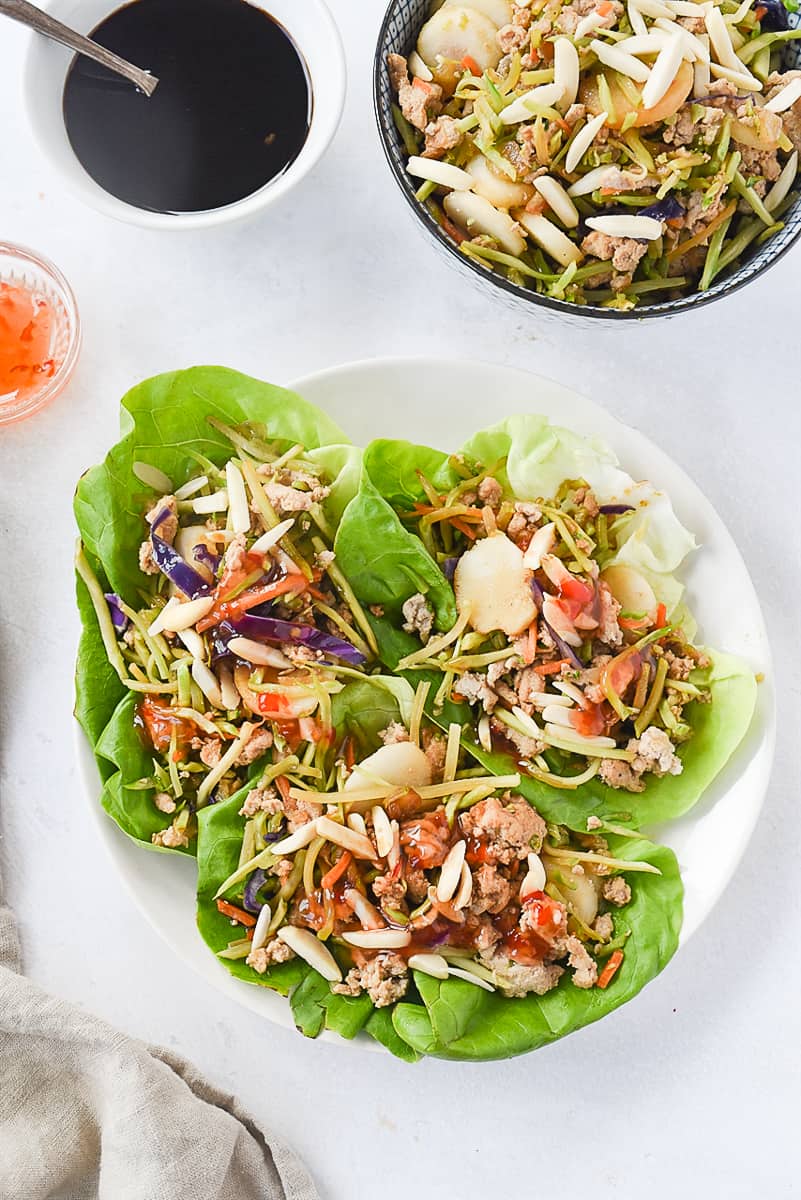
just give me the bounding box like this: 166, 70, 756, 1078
0, 0, 158, 96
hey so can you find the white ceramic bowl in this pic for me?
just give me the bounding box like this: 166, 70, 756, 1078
76, 356, 775, 1052
24, 0, 346, 230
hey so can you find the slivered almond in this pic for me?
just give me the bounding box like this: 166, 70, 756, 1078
342, 887, 385, 930
585, 214, 664, 239
316, 816, 377, 859
406, 156, 474, 191
520, 852, 547, 900
218, 665, 239, 711
565, 110, 609, 173
436, 840, 467, 902
409, 49, 433, 80
516, 211, 582, 266
553, 680, 586, 705
766, 150, 799, 211
501, 83, 564, 124
192, 489, 228, 514
347, 812, 367, 836
709, 62, 761, 90
630, 0, 676, 17
554, 37, 580, 111
452, 861, 474, 910
387, 819, 401, 871
529, 691, 572, 709
628, 0, 648, 34
447, 966, 495, 991
408, 953, 449, 979
574, 10, 606, 37
542, 704, 575, 726
531, 181, 579, 229
174, 474, 208, 500
251, 903, 273, 951
640, 37, 686, 109
371, 805, 394, 857
153, 595, 215, 634
478, 714, 493, 752
653, 17, 710, 61
133, 461, 172, 493
227, 637, 292, 668
250, 518, 295, 556
191, 659, 223, 708
542, 595, 582, 646
276, 926, 342, 982
342, 929, 412, 949
225, 461, 250, 535
590, 40, 651, 82
176, 626, 205, 659
704, 4, 739, 67
269, 821, 322, 857
147, 596, 179, 636
765, 77, 801, 113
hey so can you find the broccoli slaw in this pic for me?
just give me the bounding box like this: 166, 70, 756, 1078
389, 0, 801, 309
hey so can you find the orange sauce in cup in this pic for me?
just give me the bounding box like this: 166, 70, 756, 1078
0, 283, 56, 398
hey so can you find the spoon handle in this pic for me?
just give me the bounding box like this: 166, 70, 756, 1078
0, 0, 158, 95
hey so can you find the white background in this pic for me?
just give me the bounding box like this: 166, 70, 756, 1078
1, 2, 800, 1196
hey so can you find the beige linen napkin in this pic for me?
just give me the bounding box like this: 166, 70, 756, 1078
0, 866, 319, 1200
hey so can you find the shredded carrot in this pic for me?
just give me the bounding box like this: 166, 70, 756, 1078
534, 658, 570, 676
655, 602, 667, 628
755, 4, 767, 17
540, 39, 554, 61
521, 623, 538, 666
667, 199, 737, 259
598, 1, 613, 13
619, 616, 650, 631
320, 851, 352, 891
307, 584, 328, 602
450, 517, 478, 540
216, 898, 257, 927
441, 214, 468, 244
597, 949, 624, 989
461, 54, 482, 75
196, 574, 307, 632
410, 503, 483, 522
600, 186, 617, 195
275, 774, 292, 803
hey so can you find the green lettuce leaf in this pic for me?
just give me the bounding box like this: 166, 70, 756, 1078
364, 613, 757, 828
74, 367, 360, 849
337, 423, 757, 828
195, 781, 399, 1052
93, 693, 190, 851
75, 567, 127, 776
362, 438, 460, 510
329, 674, 417, 758
392, 835, 682, 1061
75, 365, 351, 605
335, 473, 456, 629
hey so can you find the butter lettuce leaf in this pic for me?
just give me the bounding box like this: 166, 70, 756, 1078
392, 836, 682, 1060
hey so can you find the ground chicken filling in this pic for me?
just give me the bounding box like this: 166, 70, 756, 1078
392, 465, 711, 796
213, 728, 642, 1006
388, 0, 801, 311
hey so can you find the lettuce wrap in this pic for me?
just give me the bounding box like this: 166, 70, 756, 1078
334, 415, 757, 829
74, 366, 362, 853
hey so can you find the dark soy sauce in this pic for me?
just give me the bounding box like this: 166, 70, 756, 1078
63, 0, 311, 213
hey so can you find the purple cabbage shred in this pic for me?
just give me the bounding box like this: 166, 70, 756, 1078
104, 593, 129, 632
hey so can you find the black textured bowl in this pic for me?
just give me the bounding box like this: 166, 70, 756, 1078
373, 0, 801, 321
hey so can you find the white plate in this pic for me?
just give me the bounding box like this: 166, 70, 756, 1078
76, 357, 775, 1049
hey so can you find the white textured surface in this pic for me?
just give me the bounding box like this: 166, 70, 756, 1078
0, 3, 799, 1197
